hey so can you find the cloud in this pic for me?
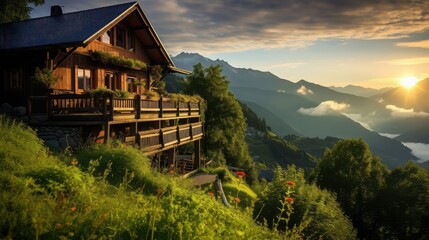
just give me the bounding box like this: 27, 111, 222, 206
396, 40, 429, 49
386, 105, 429, 118
342, 113, 373, 130
385, 57, 429, 66
298, 101, 349, 116
402, 142, 429, 162
379, 133, 400, 139
297, 85, 314, 95
32, 0, 429, 54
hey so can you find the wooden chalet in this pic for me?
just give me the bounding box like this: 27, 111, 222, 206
0, 2, 204, 173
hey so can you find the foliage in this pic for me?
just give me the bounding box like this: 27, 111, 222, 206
266, 134, 317, 170
33, 67, 59, 88
313, 138, 388, 238
284, 135, 341, 158
0, 115, 287, 239
185, 63, 255, 183
0, 0, 44, 23
167, 93, 203, 103
373, 161, 429, 239
90, 86, 116, 98
115, 89, 130, 99
240, 102, 267, 132
254, 165, 357, 240
92, 51, 146, 70
142, 90, 160, 100
164, 74, 187, 93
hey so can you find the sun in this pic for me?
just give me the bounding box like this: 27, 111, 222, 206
400, 76, 418, 89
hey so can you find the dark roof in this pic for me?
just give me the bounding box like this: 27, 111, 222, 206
0, 2, 137, 51
0, 2, 187, 72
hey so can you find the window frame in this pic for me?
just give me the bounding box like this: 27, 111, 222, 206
76, 66, 93, 93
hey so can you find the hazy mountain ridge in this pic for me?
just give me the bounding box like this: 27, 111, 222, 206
172, 52, 418, 167
330, 85, 393, 98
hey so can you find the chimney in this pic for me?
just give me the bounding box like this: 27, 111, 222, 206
51, 5, 63, 16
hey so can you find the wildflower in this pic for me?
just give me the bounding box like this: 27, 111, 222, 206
235, 171, 246, 178
70, 206, 77, 212
234, 197, 241, 203
70, 159, 78, 166
208, 192, 215, 197
286, 197, 294, 203
286, 181, 295, 187
169, 169, 175, 175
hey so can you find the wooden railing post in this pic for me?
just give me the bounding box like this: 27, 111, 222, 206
108, 93, 114, 120
159, 96, 163, 118
176, 125, 180, 143
135, 94, 141, 119
160, 129, 164, 148
176, 100, 180, 117
103, 96, 108, 120
188, 101, 191, 116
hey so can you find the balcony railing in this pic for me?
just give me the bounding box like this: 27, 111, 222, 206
137, 123, 203, 154
27, 94, 202, 121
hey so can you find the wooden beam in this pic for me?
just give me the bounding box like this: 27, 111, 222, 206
143, 45, 161, 49
131, 25, 149, 31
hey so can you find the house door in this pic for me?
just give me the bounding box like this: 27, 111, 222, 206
104, 72, 120, 90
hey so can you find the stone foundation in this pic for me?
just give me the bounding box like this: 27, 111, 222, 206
36, 126, 82, 149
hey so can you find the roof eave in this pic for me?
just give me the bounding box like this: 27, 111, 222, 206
168, 66, 192, 75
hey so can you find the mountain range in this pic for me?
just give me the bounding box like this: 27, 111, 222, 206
329, 85, 393, 98
171, 52, 428, 167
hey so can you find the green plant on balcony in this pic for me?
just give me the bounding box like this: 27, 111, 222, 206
90, 86, 116, 98
91, 51, 147, 70
142, 90, 160, 100
167, 93, 203, 103
114, 89, 131, 99
33, 67, 59, 88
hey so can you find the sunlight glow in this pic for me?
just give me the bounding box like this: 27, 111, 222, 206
400, 76, 418, 89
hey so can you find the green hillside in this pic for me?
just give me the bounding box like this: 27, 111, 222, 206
0, 116, 279, 239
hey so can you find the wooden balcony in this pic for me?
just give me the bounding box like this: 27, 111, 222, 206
137, 123, 203, 155
27, 94, 202, 122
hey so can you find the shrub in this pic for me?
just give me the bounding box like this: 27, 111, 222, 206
254, 165, 357, 240
90, 86, 116, 98
114, 89, 130, 99
33, 67, 59, 88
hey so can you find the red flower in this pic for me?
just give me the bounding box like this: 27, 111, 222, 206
235, 171, 246, 178
70, 206, 77, 212
70, 159, 78, 166
286, 197, 294, 203
208, 192, 215, 197
234, 197, 241, 203
286, 181, 295, 187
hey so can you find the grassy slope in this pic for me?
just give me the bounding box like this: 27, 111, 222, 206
0, 115, 284, 239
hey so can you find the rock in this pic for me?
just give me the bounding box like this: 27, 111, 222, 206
13, 106, 26, 117
0, 103, 13, 114
45, 140, 60, 149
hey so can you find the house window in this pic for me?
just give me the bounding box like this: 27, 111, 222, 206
8, 69, 23, 90
77, 67, 92, 91
127, 32, 135, 51
116, 27, 126, 48
127, 76, 137, 93
105, 72, 120, 90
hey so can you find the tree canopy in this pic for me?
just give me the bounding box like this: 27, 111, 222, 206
185, 63, 254, 179
0, 0, 44, 24
313, 138, 388, 238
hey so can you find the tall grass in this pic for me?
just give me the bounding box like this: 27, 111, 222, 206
0, 115, 285, 239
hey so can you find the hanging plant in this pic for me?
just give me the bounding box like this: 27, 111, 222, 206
91, 51, 147, 70
33, 67, 59, 88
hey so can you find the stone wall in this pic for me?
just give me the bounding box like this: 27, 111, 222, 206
36, 126, 82, 149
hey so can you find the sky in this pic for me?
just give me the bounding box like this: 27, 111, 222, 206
31, 0, 429, 88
